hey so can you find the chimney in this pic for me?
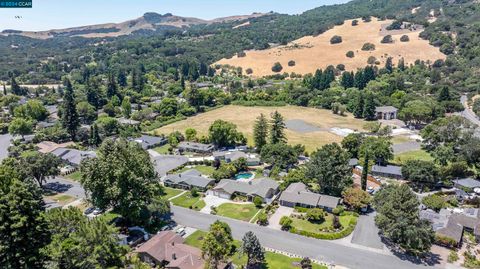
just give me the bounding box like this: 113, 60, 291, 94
171, 241, 175, 246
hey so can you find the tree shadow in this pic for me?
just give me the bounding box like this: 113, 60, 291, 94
381, 237, 442, 266
43, 181, 73, 195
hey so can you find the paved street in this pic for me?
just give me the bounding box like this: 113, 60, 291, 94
351, 212, 384, 250
171, 206, 441, 269
460, 95, 480, 127
0, 134, 12, 161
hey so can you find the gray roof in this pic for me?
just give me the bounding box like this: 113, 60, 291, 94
117, 118, 140, 125
131, 135, 167, 149
420, 208, 480, 243
152, 155, 188, 176
348, 158, 359, 166
453, 178, 480, 189
51, 147, 96, 166
164, 169, 214, 189
372, 165, 403, 177
279, 182, 340, 209
178, 142, 214, 152
213, 178, 279, 199
375, 106, 398, 113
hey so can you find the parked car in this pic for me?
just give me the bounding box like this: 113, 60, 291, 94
92, 208, 104, 216
84, 207, 95, 215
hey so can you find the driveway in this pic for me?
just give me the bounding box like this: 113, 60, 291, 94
171, 206, 441, 269
0, 134, 12, 161
201, 195, 231, 213
461, 95, 480, 127
351, 212, 384, 250
44, 176, 86, 199
268, 206, 294, 230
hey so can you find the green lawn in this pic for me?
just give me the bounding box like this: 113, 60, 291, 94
153, 144, 171, 154
161, 187, 184, 200
171, 193, 206, 211
179, 165, 215, 176
66, 171, 82, 181
394, 149, 434, 164
45, 194, 76, 206
291, 214, 357, 234
185, 231, 327, 269
216, 203, 260, 222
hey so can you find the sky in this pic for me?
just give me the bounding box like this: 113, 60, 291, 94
0, 0, 349, 31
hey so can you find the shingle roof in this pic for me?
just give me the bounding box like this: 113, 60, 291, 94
51, 147, 96, 166
375, 106, 398, 113
132, 135, 167, 149
421, 208, 480, 243
213, 178, 279, 199
152, 155, 188, 176
348, 158, 359, 166
178, 142, 214, 152
164, 169, 214, 189
279, 182, 340, 208
372, 165, 403, 177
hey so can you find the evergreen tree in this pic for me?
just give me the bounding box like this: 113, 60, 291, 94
353, 92, 365, 118
2, 83, 6, 95
89, 123, 101, 147
121, 96, 132, 118
201, 221, 234, 269
437, 86, 451, 102
361, 151, 369, 191
61, 79, 79, 140
241, 231, 266, 269
180, 75, 186, 90
341, 71, 354, 88
363, 93, 376, 121
107, 74, 119, 98
354, 69, 366, 89
199, 62, 208, 76
86, 81, 100, 108
270, 111, 286, 144
364, 66, 376, 83
398, 58, 406, 71
0, 180, 51, 268
10, 76, 22, 95
207, 66, 216, 77
117, 70, 127, 87
385, 57, 393, 73
253, 113, 269, 152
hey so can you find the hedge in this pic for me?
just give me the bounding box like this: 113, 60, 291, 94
289, 217, 358, 240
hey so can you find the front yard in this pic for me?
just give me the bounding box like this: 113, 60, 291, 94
170, 192, 206, 211
185, 230, 327, 269
215, 203, 260, 222
161, 187, 184, 200
66, 171, 82, 181
288, 211, 359, 240
179, 165, 216, 176
393, 149, 433, 164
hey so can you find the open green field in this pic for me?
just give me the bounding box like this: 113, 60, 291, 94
216, 203, 260, 222
185, 230, 327, 269
154, 105, 365, 152
171, 193, 206, 210
393, 149, 434, 165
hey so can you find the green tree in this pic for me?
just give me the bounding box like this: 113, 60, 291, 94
363, 93, 376, 120
306, 143, 352, 196
359, 137, 393, 166
18, 151, 61, 186
107, 73, 119, 98
399, 100, 434, 127
0, 179, 51, 268
306, 208, 325, 222
61, 79, 79, 140
253, 113, 269, 152
342, 187, 372, 211
121, 96, 132, 118
89, 123, 101, 147
253, 196, 263, 208
301, 257, 313, 269
402, 160, 439, 191
80, 138, 163, 223
260, 143, 298, 169
361, 151, 369, 191
241, 231, 266, 269
353, 92, 365, 118
77, 101, 97, 124
185, 128, 197, 141
341, 133, 364, 158
14, 100, 48, 121
8, 117, 33, 138
373, 184, 434, 254
201, 221, 234, 269
279, 216, 292, 230
208, 120, 245, 147
10, 76, 23, 96
270, 111, 286, 144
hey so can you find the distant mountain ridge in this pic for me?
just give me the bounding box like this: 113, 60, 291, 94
1, 12, 269, 39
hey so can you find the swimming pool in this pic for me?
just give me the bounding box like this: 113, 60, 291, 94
235, 172, 254, 180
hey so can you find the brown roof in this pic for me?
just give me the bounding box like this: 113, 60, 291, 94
134, 231, 204, 269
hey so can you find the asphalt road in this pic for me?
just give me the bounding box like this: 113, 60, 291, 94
460, 95, 480, 127
44, 176, 86, 199
171, 206, 440, 269
351, 212, 384, 250
0, 134, 12, 161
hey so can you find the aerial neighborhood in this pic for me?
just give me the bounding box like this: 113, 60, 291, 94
1, 0, 480, 269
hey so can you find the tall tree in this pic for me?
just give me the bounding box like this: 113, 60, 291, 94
373, 184, 434, 254
306, 143, 353, 196
0, 180, 51, 268
61, 79, 79, 140
8, 117, 33, 138
10, 76, 22, 95
270, 111, 286, 144
202, 221, 234, 269
385, 57, 393, 73
341, 133, 365, 158
340, 71, 355, 88
241, 231, 266, 269
353, 92, 365, 118
19, 152, 61, 186
107, 74, 119, 98
209, 120, 246, 147
253, 113, 269, 152
89, 123, 101, 147
121, 96, 132, 118
80, 138, 163, 223
361, 151, 369, 191
363, 93, 376, 121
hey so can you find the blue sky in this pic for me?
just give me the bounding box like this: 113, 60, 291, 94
0, 0, 349, 31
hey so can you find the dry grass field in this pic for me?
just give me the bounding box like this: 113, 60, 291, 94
154, 105, 366, 152
216, 17, 445, 77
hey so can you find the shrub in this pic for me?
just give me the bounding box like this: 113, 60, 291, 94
448, 250, 459, 263
333, 215, 342, 229
386, 20, 403, 30
190, 187, 199, 197
362, 43, 376, 51
336, 64, 345, 71
257, 212, 268, 226
306, 208, 325, 222
422, 195, 446, 212
330, 35, 343, 44
332, 205, 345, 215
288, 60, 296, 67
400, 35, 410, 42
346, 51, 354, 58
381, 35, 393, 44
362, 16, 371, 22
279, 216, 293, 230
271, 62, 283, 73
436, 234, 457, 248
352, 20, 358, 26
294, 206, 309, 213
367, 56, 377, 65
245, 68, 253, 75
253, 196, 263, 208
237, 51, 246, 57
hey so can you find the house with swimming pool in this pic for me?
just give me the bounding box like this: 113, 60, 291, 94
209, 178, 279, 203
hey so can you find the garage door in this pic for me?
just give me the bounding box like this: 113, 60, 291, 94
214, 191, 231, 199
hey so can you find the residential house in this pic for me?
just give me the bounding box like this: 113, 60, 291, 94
211, 178, 279, 203
279, 182, 341, 211
51, 147, 96, 167
37, 141, 75, 154
375, 106, 398, 120
178, 142, 215, 154
371, 164, 403, 179
134, 231, 229, 269
453, 178, 480, 191
117, 117, 140, 126
420, 208, 480, 247
164, 169, 215, 191
131, 135, 167, 150
213, 151, 260, 166
152, 155, 189, 177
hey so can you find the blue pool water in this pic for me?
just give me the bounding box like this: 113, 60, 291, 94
235, 172, 253, 180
